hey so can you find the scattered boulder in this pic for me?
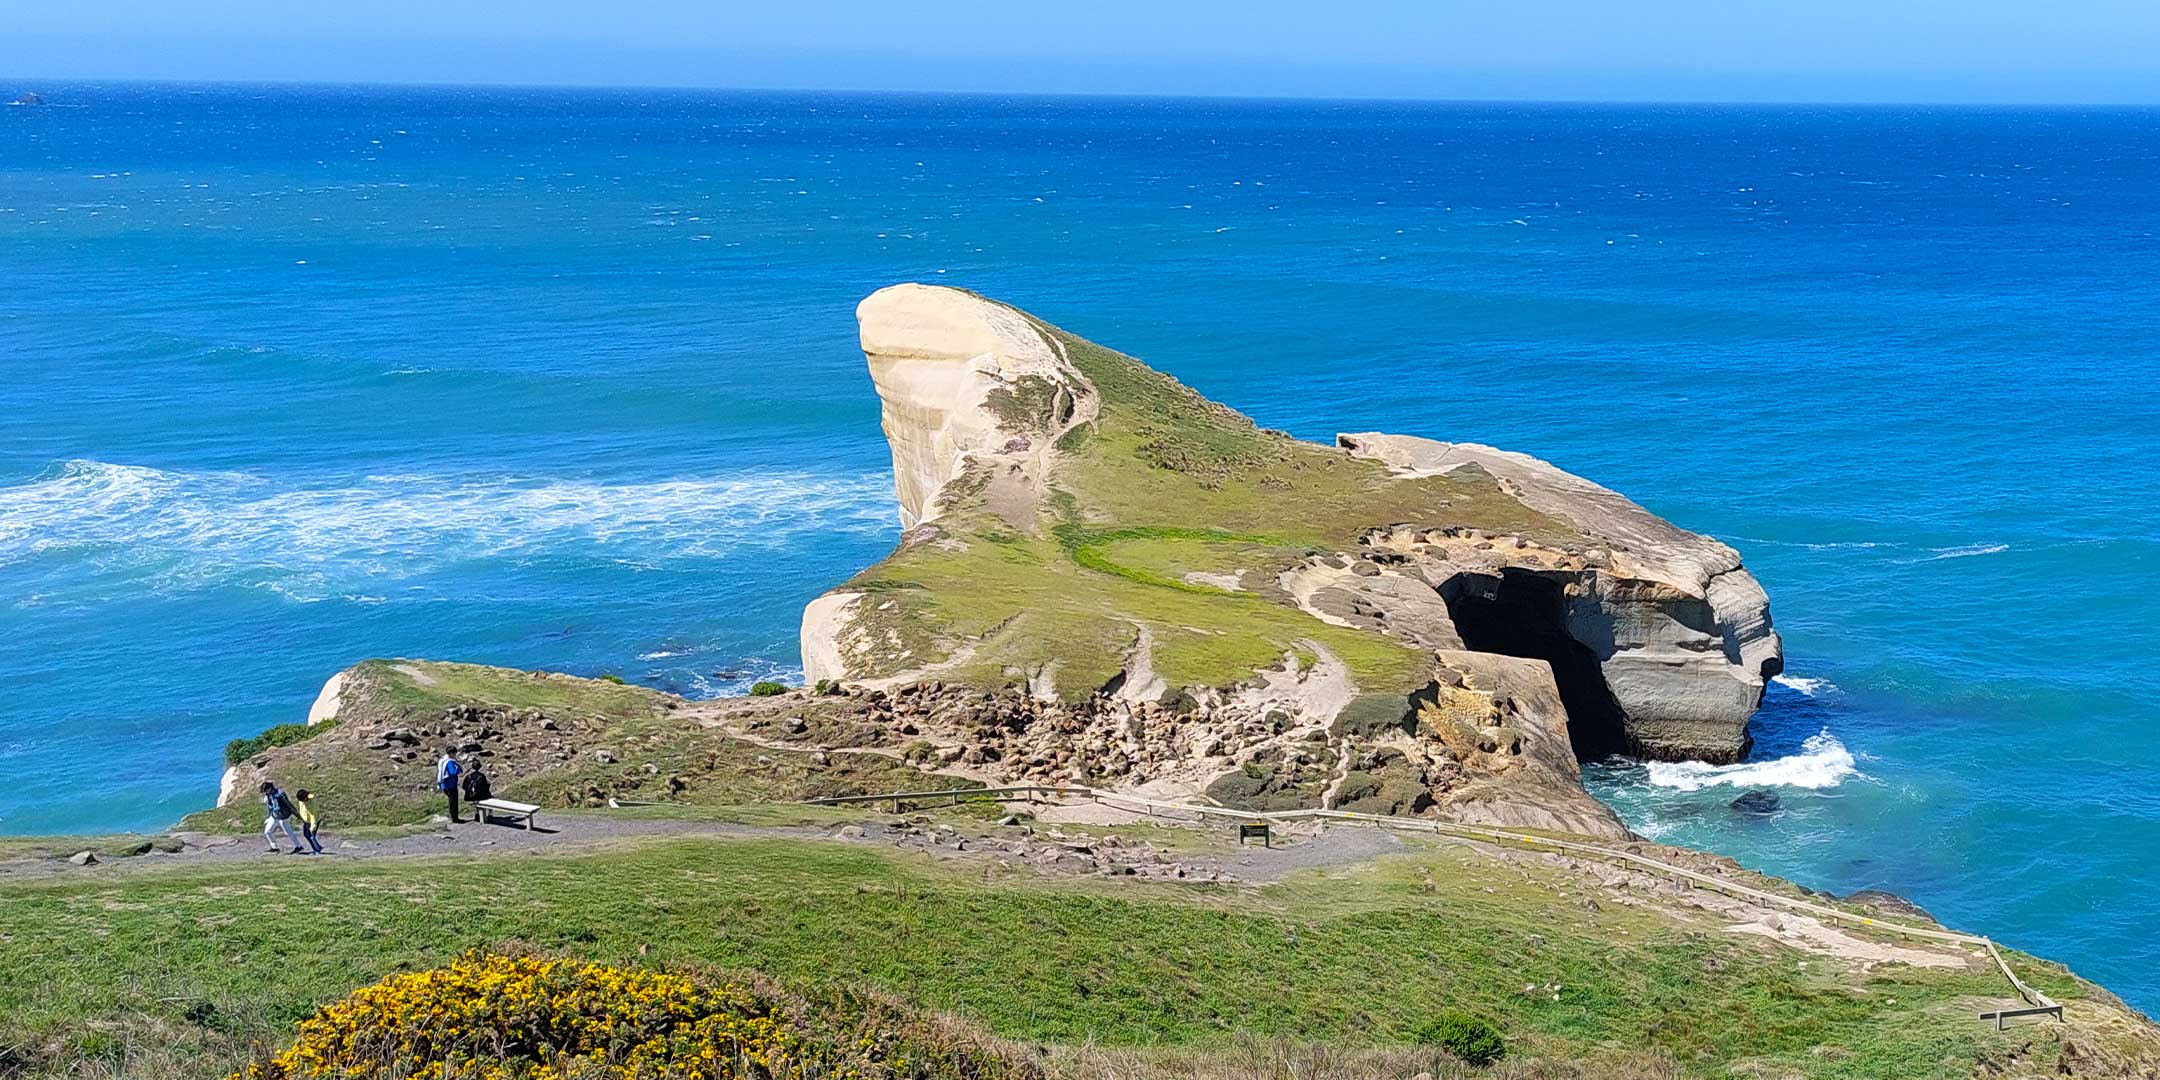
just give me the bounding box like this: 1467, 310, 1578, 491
1730, 790, 1782, 816
68, 850, 97, 866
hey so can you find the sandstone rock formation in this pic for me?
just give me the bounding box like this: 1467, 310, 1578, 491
1334, 434, 1781, 763
855, 282, 1096, 530
804, 284, 1782, 834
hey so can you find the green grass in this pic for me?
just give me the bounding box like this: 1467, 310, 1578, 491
825, 309, 1587, 704
0, 832, 2110, 1079
1043, 327, 1579, 552
176, 661, 949, 833
848, 528, 1430, 700
1055, 525, 1278, 595
0, 834, 185, 861
334, 659, 677, 725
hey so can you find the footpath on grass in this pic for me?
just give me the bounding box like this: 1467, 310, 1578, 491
0, 781, 2063, 1029
0, 801, 1404, 886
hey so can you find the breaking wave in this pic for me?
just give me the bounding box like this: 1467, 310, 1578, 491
1902, 542, 2010, 564
1644, 730, 1863, 792
1772, 674, 1838, 697
0, 459, 897, 594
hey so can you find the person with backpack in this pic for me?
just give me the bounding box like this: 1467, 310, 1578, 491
460, 761, 492, 808
259, 781, 306, 854
436, 748, 464, 823
292, 788, 325, 854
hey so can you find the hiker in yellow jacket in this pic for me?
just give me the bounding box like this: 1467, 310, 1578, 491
292, 788, 325, 854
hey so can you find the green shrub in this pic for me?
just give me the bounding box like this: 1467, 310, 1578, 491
1415, 1010, 1505, 1066
224, 718, 338, 765
749, 680, 787, 697
597, 673, 627, 685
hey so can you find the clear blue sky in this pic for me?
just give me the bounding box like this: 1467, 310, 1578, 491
9, 0, 2160, 104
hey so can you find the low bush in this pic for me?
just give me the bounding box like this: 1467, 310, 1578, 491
224, 719, 338, 765
749, 680, 788, 697
231, 950, 1035, 1080
1414, 1010, 1505, 1066
597, 672, 627, 685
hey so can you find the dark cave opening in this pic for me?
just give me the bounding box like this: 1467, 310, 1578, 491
1442, 569, 1630, 761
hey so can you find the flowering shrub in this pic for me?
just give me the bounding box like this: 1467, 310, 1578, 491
232, 952, 1028, 1079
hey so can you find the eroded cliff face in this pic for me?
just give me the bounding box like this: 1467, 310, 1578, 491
1333, 434, 1781, 763
805, 284, 1781, 835
855, 283, 1096, 530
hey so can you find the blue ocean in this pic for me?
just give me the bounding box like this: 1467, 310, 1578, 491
3, 84, 2156, 1009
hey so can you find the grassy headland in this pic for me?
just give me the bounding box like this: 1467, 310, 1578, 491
3, 823, 2140, 1079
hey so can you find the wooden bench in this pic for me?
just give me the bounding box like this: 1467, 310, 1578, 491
471, 798, 541, 829
1978, 1003, 2064, 1030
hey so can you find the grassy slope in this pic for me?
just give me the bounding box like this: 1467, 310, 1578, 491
0, 829, 2118, 1080
837, 314, 1580, 701
180, 661, 942, 832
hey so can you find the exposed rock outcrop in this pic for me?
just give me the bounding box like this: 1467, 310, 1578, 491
855, 283, 1096, 531
1334, 435, 1782, 763
805, 284, 1781, 835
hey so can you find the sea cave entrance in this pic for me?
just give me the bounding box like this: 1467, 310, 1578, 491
1442, 569, 1629, 761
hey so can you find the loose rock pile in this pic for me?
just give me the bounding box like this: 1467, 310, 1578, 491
789, 682, 1311, 790
356, 704, 580, 769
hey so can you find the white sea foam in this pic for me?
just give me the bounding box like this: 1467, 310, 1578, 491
1914, 542, 2009, 562
1643, 730, 1862, 792
1771, 674, 1838, 697
680, 660, 805, 698
1725, 533, 1891, 551
0, 459, 897, 593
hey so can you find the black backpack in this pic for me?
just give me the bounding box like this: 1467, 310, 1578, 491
272, 790, 296, 818
462, 770, 491, 802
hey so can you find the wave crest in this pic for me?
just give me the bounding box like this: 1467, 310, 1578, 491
0, 459, 897, 595
1771, 673, 1837, 697
1643, 730, 1862, 792
1900, 542, 2010, 564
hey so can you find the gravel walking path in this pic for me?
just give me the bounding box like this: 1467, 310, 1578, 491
0, 806, 1410, 885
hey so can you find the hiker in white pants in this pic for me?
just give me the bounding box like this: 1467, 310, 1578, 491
259, 781, 308, 854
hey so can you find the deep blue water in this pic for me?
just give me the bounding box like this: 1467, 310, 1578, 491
4, 84, 2157, 1010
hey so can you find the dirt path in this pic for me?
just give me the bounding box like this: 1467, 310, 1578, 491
0, 807, 1404, 886
0, 815, 810, 881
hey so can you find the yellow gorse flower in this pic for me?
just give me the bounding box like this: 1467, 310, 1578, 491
231, 953, 888, 1080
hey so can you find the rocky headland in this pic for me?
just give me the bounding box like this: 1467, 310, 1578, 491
211, 285, 1784, 843
800, 283, 1781, 834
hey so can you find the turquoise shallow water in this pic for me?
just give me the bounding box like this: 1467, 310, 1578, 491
3, 84, 2157, 1009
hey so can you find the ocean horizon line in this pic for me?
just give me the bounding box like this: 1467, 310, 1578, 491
13, 74, 2160, 112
